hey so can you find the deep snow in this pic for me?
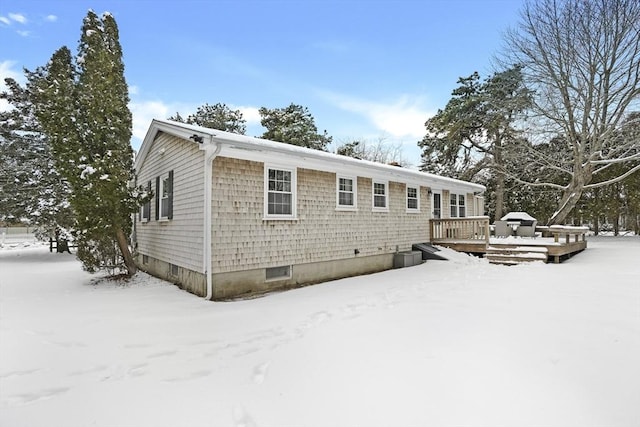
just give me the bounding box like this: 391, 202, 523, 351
0, 236, 639, 427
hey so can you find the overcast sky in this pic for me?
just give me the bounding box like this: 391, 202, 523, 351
1, 0, 524, 167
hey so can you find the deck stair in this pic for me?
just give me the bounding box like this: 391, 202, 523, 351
485, 245, 548, 265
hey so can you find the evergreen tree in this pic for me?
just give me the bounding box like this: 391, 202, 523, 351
418, 66, 531, 219
186, 103, 246, 134
259, 103, 332, 151
28, 11, 142, 275
0, 77, 74, 237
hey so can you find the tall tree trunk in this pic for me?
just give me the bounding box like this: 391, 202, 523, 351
494, 171, 505, 221
549, 180, 586, 225
493, 144, 505, 221
115, 227, 136, 276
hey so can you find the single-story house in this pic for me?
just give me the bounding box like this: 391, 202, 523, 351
133, 119, 486, 300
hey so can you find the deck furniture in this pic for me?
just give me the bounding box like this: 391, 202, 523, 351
494, 220, 512, 237
516, 220, 538, 237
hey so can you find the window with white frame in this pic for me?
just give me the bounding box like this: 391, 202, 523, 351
265, 166, 296, 218
140, 180, 151, 222
372, 181, 388, 211
337, 176, 357, 210
155, 171, 173, 220
450, 192, 466, 218
406, 185, 419, 212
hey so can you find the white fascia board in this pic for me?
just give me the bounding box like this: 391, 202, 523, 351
139, 119, 486, 194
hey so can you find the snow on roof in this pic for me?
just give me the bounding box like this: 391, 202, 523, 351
136, 119, 486, 194
500, 212, 537, 221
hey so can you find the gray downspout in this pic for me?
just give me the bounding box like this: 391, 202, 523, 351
204, 139, 221, 300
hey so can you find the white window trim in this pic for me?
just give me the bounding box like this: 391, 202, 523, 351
336, 175, 358, 211
263, 164, 297, 220
140, 205, 149, 223
458, 194, 467, 218
450, 192, 467, 218
431, 190, 442, 219
372, 180, 389, 212
159, 173, 170, 220
406, 185, 420, 213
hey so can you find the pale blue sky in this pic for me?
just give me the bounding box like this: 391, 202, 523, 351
1, 0, 524, 166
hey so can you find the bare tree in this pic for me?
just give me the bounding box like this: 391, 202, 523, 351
502, 0, 640, 224
337, 136, 409, 166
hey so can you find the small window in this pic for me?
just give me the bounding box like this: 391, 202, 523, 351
155, 171, 173, 220
407, 186, 419, 212
170, 263, 178, 277
450, 193, 466, 218
140, 181, 151, 222
372, 181, 388, 211
458, 194, 466, 217
337, 176, 357, 210
266, 265, 291, 281
264, 166, 296, 219
142, 254, 149, 265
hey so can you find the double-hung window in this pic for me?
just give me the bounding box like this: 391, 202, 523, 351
406, 185, 419, 212
450, 193, 466, 218
140, 180, 151, 222
265, 165, 296, 219
337, 176, 357, 210
458, 194, 466, 217
372, 181, 388, 211
155, 171, 173, 220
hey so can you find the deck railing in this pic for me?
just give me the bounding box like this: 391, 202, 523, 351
430, 216, 490, 244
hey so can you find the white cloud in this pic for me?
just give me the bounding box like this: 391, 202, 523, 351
320, 91, 432, 139
129, 99, 201, 150
45, 15, 57, 22
8, 13, 27, 24
129, 85, 139, 95
129, 100, 171, 148
0, 60, 25, 112
17, 30, 30, 37
236, 106, 261, 125
0, 16, 10, 25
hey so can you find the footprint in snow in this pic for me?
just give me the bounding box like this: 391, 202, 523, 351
233, 404, 258, 427
161, 369, 211, 383
6, 387, 69, 406
252, 361, 271, 385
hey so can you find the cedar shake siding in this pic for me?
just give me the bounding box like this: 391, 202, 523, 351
211, 157, 430, 274
134, 119, 485, 300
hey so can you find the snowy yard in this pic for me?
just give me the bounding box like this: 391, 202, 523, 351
1, 236, 639, 427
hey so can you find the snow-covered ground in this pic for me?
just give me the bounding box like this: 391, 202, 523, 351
1, 236, 639, 427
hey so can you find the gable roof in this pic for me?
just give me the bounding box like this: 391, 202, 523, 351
136, 119, 485, 194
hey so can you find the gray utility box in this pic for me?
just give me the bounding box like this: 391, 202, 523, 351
393, 251, 423, 268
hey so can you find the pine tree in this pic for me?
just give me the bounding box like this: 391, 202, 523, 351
259, 103, 332, 151
186, 103, 246, 134
28, 11, 141, 275
418, 66, 531, 220
0, 77, 74, 237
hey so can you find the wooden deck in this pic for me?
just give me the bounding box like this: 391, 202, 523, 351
430, 218, 588, 264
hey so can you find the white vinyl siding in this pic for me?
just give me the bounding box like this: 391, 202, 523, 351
135, 133, 204, 273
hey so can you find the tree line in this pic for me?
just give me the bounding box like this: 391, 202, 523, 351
1, 0, 639, 276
